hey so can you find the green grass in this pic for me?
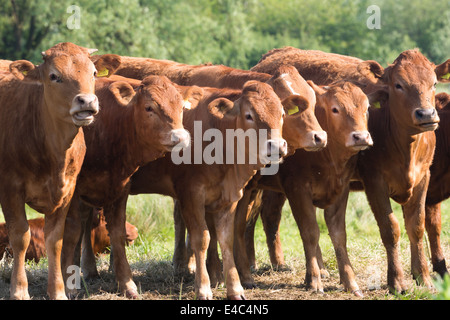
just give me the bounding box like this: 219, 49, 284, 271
1, 190, 449, 300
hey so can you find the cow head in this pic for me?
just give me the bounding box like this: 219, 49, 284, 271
9, 42, 121, 127
208, 81, 287, 164
108, 76, 202, 159
359, 50, 448, 134
266, 65, 327, 152
309, 81, 373, 152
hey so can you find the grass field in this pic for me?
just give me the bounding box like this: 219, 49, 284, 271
1, 85, 449, 300
0, 191, 449, 300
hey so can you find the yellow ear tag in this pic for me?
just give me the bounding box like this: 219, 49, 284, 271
183, 99, 192, 110
22, 70, 28, 76
372, 101, 381, 109
441, 72, 450, 80
97, 68, 109, 77
287, 105, 299, 115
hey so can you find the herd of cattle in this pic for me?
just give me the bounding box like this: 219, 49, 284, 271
0, 42, 449, 300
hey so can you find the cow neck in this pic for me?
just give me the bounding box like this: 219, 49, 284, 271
41, 90, 82, 157
100, 102, 144, 177
386, 104, 424, 168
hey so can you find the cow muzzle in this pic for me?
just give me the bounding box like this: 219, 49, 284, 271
304, 130, 328, 152
265, 138, 288, 161
166, 128, 191, 151
413, 107, 440, 131
346, 131, 373, 151
70, 93, 99, 126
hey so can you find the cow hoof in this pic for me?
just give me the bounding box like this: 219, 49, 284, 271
352, 290, 364, 298
197, 295, 213, 300
242, 281, 257, 289
125, 288, 139, 299
227, 294, 246, 300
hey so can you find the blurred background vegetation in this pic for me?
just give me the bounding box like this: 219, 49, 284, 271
1, 0, 449, 68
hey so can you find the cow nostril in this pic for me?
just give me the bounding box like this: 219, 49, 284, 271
353, 133, 361, 141
314, 134, 323, 144
415, 109, 425, 119
77, 96, 85, 105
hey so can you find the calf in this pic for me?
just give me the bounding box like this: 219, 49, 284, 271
0, 213, 138, 263
253, 48, 449, 293
61, 75, 198, 298
233, 81, 372, 293
129, 81, 287, 300
424, 92, 450, 277
0, 42, 120, 299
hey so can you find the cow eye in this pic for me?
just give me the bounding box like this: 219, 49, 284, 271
395, 83, 403, 90
332, 107, 339, 114
94, 71, 97, 77
245, 113, 253, 121
145, 106, 154, 112
50, 73, 62, 83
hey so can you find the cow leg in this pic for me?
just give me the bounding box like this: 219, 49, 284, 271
205, 214, 224, 287
425, 202, 448, 277
234, 188, 257, 288
103, 191, 138, 299
80, 205, 99, 279
402, 173, 432, 288
362, 177, 406, 293
178, 193, 212, 300
244, 204, 259, 270
260, 190, 286, 268
173, 199, 188, 274
324, 185, 361, 296
61, 196, 82, 298
285, 188, 323, 293
212, 203, 245, 300
2, 196, 30, 300
45, 206, 70, 300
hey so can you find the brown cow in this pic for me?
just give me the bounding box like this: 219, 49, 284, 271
77, 66, 327, 299
251, 46, 385, 90
167, 65, 326, 275
60, 74, 198, 298
128, 80, 288, 300
0, 213, 138, 263
251, 48, 449, 293
230, 81, 372, 294
0, 42, 120, 300
424, 92, 450, 278
95, 55, 273, 89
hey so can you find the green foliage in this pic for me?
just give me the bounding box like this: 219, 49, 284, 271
433, 274, 450, 300
0, 0, 448, 67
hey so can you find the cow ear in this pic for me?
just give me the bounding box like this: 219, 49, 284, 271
367, 86, 389, 109
208, 98, 236, 119
435, 92, 450, 111
93, 54, 122, 78
109, 81, 136, 106
180, 85, 204, 110
435, 59, 450, 83
357, 60, 385, 83
9, 60, 40, 82
282, 95, 310, 116
307, 80, 326, 96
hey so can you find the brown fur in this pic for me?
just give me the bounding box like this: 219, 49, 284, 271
231, 81, 372, 292
92, 55, 272, 89
252, 47, 446, 294
0, 215, 137, 263
424, 92, 450, 277
0, 42, 120, 300
127, 80, 286, 300
61, 75, 200, 298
